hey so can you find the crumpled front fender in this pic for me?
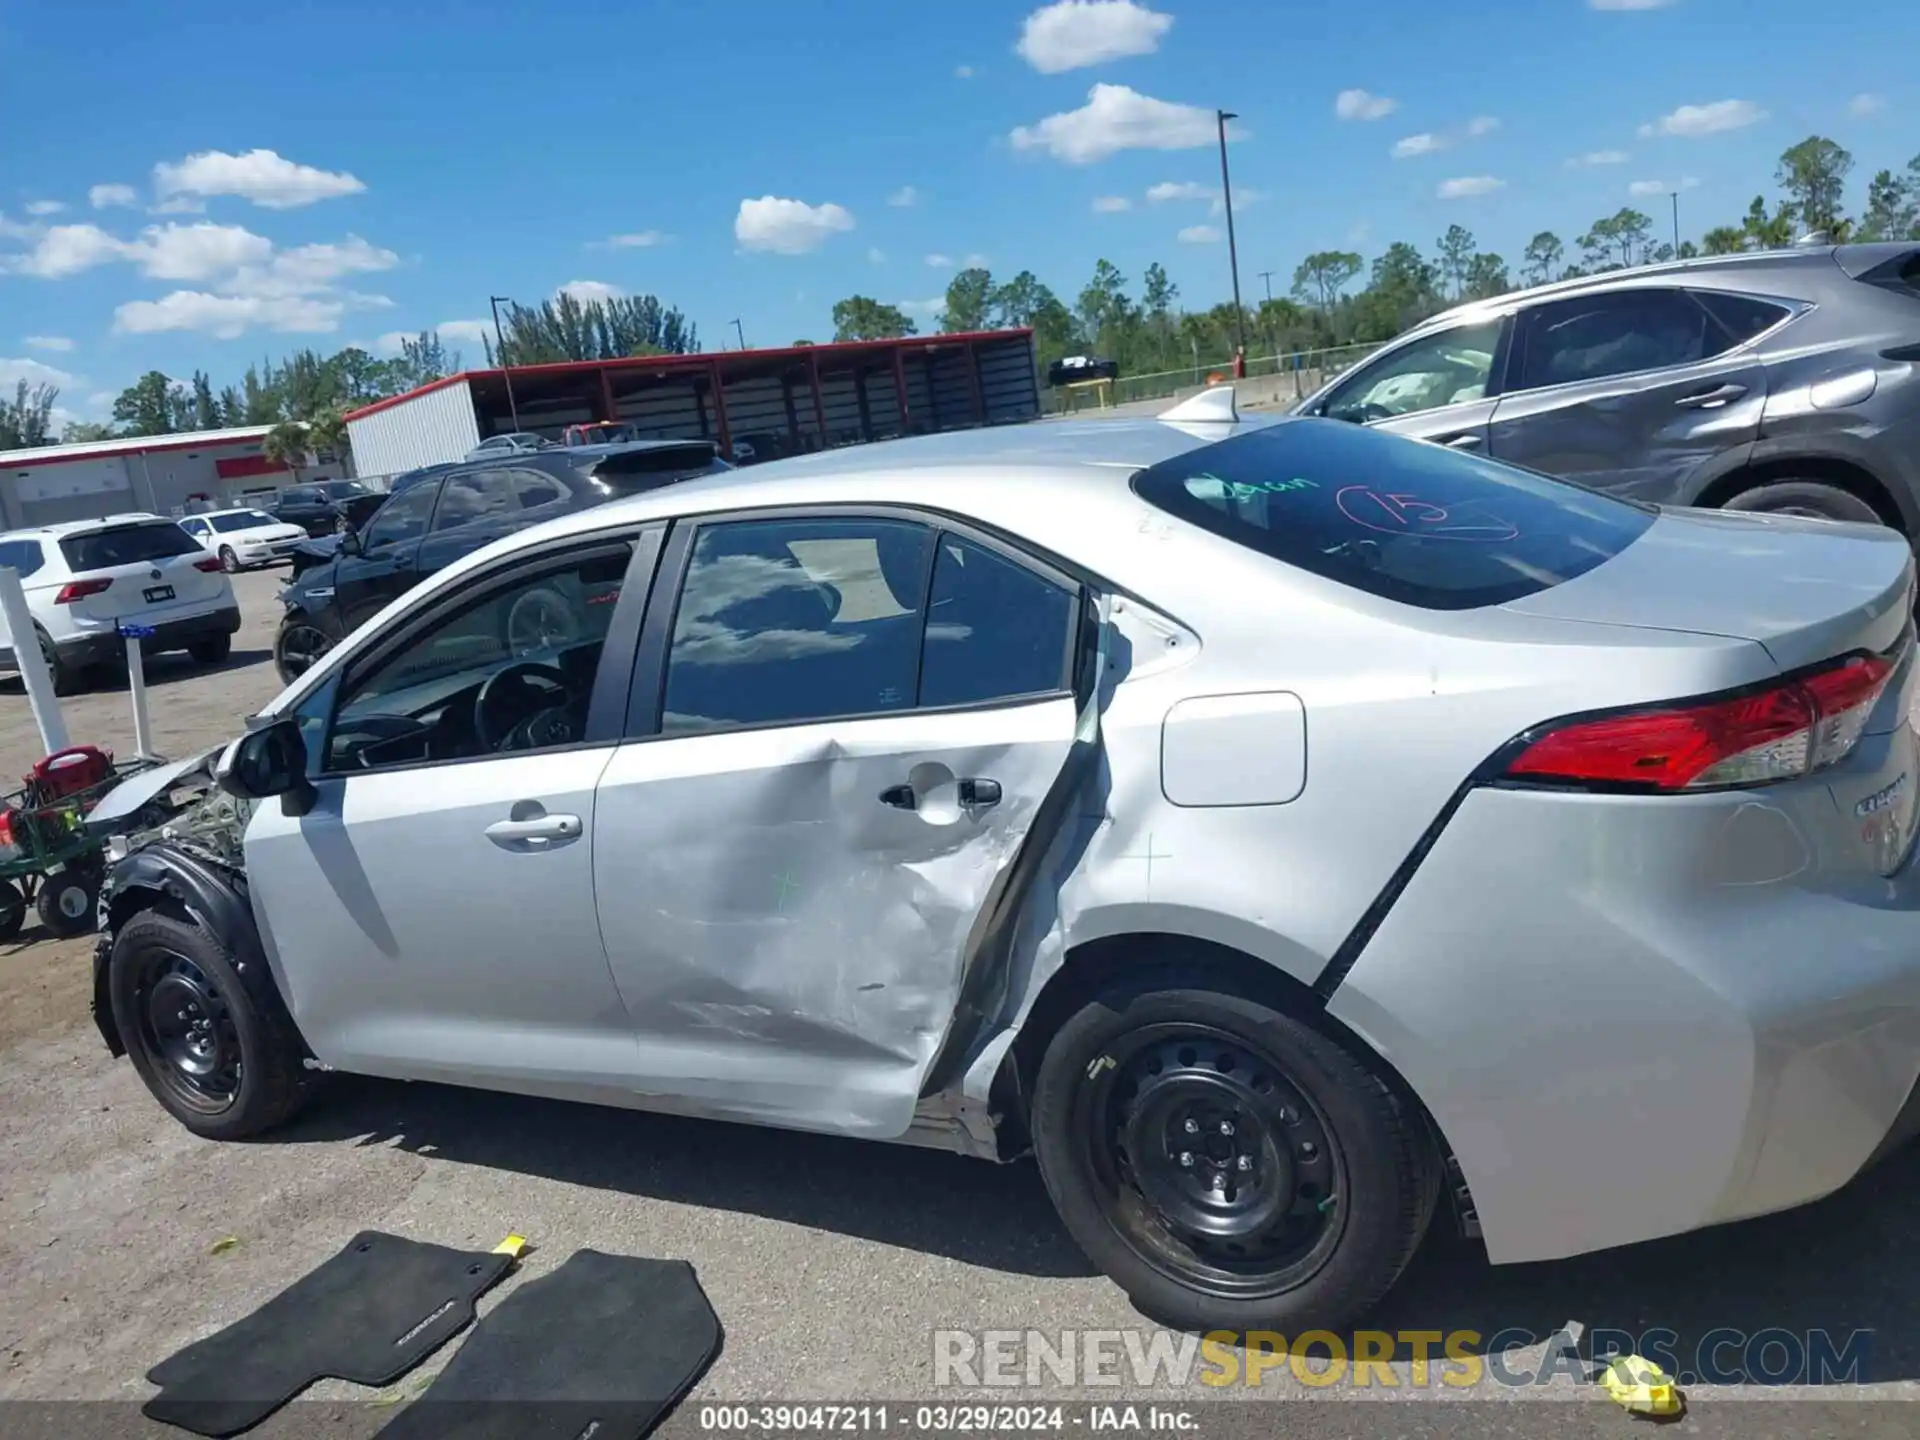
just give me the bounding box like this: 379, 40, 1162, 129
92, 842, 268, 1059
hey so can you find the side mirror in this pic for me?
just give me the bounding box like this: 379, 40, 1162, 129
339, 529, 363, 556
214, 717, 317, 817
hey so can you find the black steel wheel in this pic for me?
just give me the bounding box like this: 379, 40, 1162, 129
35, 865, 98, 938
0, 880, 25, 942
274, 611, 334, 684
108, 907, 314, 1139
1031, 975, 1435, 1334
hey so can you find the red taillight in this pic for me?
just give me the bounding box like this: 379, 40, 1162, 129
1506, 652, 1895, 791
193, 557, 223, 572
53, 578, 112, 604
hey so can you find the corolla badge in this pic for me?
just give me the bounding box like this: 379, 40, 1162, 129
1855, 772, 1909, 817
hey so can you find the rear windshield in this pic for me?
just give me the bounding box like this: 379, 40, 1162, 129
60, 521, 203, 570
1131, 420, 1654, 611
590, 445, 730, 494
210, 510, 275, 532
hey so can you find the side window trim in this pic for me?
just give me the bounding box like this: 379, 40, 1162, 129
367, 476, 444, 550
317, 526, 659, 778
622, 504, 1087, 742
1686, 288, 1804, 354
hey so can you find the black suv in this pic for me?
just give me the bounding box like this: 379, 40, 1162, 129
274, 441, 728, 682
265, 479, 385, 537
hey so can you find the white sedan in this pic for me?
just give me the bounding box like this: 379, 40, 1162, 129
179, 508, 311, 572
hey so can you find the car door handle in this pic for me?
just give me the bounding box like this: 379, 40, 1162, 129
484, 813, 583, 849
878, 784, 917, 811
1676, 383, 1748, 409
1437, 432, 1483, 450
959, 778, 1002, 810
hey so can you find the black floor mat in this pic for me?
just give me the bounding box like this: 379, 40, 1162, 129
374, 1251, 723, 1440
144, 1231, 515, 1438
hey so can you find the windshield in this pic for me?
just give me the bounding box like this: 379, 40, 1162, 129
1131, 420, 1654, 611
60, 522, 203, 570
210, 510, 276, 532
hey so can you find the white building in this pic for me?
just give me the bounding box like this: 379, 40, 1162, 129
0, 427, 346, 530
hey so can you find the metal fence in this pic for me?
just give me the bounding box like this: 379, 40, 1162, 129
1041, 340, 1384, 415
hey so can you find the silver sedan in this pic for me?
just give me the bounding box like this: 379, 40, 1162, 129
92, 388, 1920, 1334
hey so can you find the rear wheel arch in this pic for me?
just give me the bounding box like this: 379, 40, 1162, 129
1695, 455, 1909, 532
999, 933, 1455, 1189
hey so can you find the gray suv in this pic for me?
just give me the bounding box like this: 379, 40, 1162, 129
1297, 243, 1920, 529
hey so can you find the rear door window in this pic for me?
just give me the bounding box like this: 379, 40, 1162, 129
1692, 290, 1793, 345
1131, 421, 1654, 611
60, 522, 202, 570
1511, 289, 1727, 390
0, 539, 46, 577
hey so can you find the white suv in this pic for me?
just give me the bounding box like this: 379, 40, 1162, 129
178, 507, 310, 572
0, 514, 241, 695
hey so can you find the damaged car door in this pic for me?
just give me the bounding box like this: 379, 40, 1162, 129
592, 511, 1085, 1138
241, 534, 654, 1093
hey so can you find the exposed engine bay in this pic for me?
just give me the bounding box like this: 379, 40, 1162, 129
92, 746, 254, 872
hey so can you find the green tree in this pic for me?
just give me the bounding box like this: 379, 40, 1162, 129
1142, 262, 1177, 320
1464, 252, 1510, 300
190, 371, 219, 430
1858, 163, 1919, 241
1435, 225, 1478, 300
240, 364, 282, 424
1577, 217, 1620, 272
113, 371, 183, 437
1775, 136, 1853, 238
489, 293, 699, 365
306, 409, 350, 468
1608, 208, 1655, 267
1075, 259, 1133, 348
940, 267, 996, 333
1358, 242, 1439, 334
217, 386, 246, 428
0, 381, 59, 449
1741, 195, 1797, 249
61, 419, 116, 443
1522, 231, 1564, 286
1702, 225, 1749, 255
1290, 251, 1363, 311
830, 296, 917, 341
261, 421, 309, 482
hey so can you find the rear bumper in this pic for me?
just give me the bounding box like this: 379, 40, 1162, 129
1328, 734, 1920, 1266
2, 605, 242, 669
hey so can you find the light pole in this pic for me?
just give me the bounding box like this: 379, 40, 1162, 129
1215, 109, 1246, 376
732, 318, 747, 350
489, 296, 522, 432
1669, 192, 1682, 255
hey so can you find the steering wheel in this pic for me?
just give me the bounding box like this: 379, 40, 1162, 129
1353, 401, 1394, 423
473, 662, 573, 753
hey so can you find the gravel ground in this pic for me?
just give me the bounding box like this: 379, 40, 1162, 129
1, 566, 1917, 1439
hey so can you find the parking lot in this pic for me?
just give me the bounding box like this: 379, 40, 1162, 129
3, 568, 1920, 1439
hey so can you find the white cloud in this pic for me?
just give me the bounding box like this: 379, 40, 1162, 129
962, 252, 989, 268
131, 221, 274, 281
1016, 1, 1173, 73
1212, 187, 1261, 216
1639, 99, 1766, 138
0, 356, 78, 390
88, 183, 139, 209
23, 335, 74, 352
114, 292, 344, 339
1588, 0, 1676, 8
1567, 150, 1631, 167
1627, 179, 1669, 196
0, 213, 34, 240
149, 196, 206, 215
1392, 133, 1449, 159
436, 319, 493, 346
1466, 115, 1500, 137
153, 148, 366, 209
220, 234, 398, 297
955, 64, 975, 79
558, 279, 625, 305
1091, 195, 1132, 212
867, 246, 887, 262
5, 223, 131, 278
1437, 175, 1505, 199
734, 195, 855, 254
888, 185, 920, 207
1010, 84, 1237, 164
1177, 224, 1221, 244
24, 200, 64, 216
1335, 88, 1397, 121
925, 253, 953, 268
897, 297, 947, 317
594, 230, 668, 248
1850, 93, 1886, 118
1147, 180, 1212, 203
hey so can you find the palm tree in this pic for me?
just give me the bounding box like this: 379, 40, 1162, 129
305, 409, 350, 474
262, 421, 310, 484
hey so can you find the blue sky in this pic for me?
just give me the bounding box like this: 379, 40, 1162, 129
1, 0, 1913, 425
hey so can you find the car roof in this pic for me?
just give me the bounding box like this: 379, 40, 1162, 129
2, 512, 169, 539
196, 505, 277, 517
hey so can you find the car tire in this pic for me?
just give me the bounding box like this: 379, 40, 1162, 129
35, 864, 99, 939
0, 881, 25, 942
1723, 480, 1886, 527
218, 545, 240, 573
33, 626, 84, 698
189, 633, 233, 665
1030, 973, 1435, 1335
274, 610, 333, 684
108, 906, 313, 1140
